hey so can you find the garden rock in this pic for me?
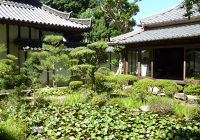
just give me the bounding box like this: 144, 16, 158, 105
174, 93, 186, 100
130, 108, 140, 112
149, 87, 160, 94
186, 95, 198, 105
140, 105, 149, 112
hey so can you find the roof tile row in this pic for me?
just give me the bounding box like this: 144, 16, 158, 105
0, 0, 91, 29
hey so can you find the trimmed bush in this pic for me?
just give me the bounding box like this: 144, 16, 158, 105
106, 98, 125, 108
91, 93, 108, 107
154, 80, 183, 98
69, 81, 83, 90
148, 97, 174, 114
0, 118, 27, 140
183, 82, 200, 96
132, 78, 154, 102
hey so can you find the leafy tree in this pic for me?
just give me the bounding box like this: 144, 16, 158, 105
69, 42, 108, 90
184, 0, 200, 18
40, 0, 99, 17
0, 44, 26, 89
29, 35, 69, 87
99, 0, 139, 34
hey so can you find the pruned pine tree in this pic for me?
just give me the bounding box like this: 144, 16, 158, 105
69, 42, 108, 90
30, 35, 69, 87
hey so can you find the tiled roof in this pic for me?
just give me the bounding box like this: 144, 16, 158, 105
108, 22, 200, 45
139, 1, 200, 27
0, 0, 91, 29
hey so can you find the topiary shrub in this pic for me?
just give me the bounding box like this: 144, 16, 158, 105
183, 82, 200, 96
91, 93, 108, 107
154, 80, 183, 98
148, 97, 174, 115
106, 98, 125, 108
132, 78, 154, 102
123, 87, 133, 96
69, 81, 83, 90
97, 67, 110, 76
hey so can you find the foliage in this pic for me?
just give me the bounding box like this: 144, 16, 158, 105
69, 42, 108, 90
174, 101, 200, 118
105, 98, 125, 107
40, 0, 98, 18
63, 92, 83, 105
123, 87, 133, 95
106, 74, 137, 87
99, 0, 139, 34
0, 44, 27, 89
69, 81, 83, 90
29, 35, 69, 87
111, 45, 126, 68
184, 0, 200, 18
154, 80, 183, 98
33, 87, 71, 96
0, 118, 27, 140
183, 82, 200, 95
6, 103, 200, 139
132, 78, 154, 102
148, 97, 174, 115
91, 93, 108, 106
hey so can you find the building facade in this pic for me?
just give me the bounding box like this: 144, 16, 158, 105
108, 1, 200, 84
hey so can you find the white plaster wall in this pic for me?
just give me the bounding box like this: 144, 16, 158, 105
0, 24, 6, 59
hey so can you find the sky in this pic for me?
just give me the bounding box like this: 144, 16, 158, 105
130, 0, 183, 30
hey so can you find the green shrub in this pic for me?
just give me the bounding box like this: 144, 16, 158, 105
148, 97, 174, 114
154, 80, 183, 98
174, 101, 200, 118
106, 98, 125, 107
123, 87, 133, 95
91, 93, 108, 107
132, 78, 154, 102
69, 81, 83, 90
183, 83, 200, 96
35, 87, 71, 96
0, 118, 27, 140
97, 67, 110, 76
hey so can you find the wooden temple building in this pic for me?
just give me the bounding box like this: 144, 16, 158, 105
108, 1, 200, 84
0, 0, 92, 84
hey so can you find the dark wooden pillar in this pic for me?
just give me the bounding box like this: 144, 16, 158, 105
151, 49, 154, 78
183, 47, 186, 81
6, 24, 9, 54
123, 50, 128, 74
138, 50, 141, 79
17, 26, 22, 73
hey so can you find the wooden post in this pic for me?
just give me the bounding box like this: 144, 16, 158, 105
138, 50, 141, 79
151, 49, 153, 78
183, 47, 186, 81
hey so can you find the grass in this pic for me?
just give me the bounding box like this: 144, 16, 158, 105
63, 92, 83, 105
174, 101, 199, 118
0, 118, 27, 140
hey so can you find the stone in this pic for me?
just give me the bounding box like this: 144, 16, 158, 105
140, 105, 149, 112
130, 108, 140, 112
186, 95, 198, 105
174, 93, 186, 100
149, 87, 160, 94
